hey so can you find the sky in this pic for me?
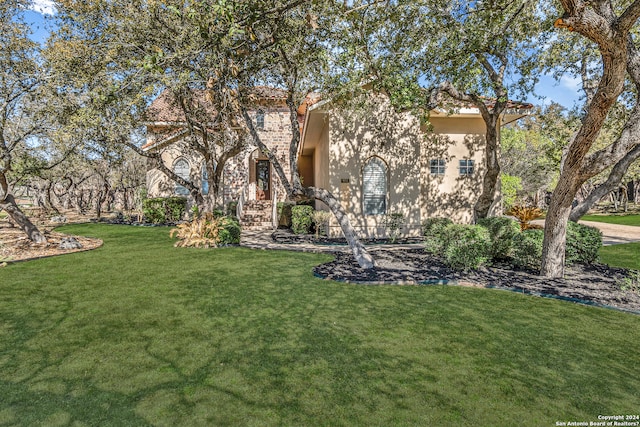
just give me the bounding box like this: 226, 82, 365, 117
21, 0, 583, 110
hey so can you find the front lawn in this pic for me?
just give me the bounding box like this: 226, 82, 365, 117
582, 213, 640, 226
0, 224, 639, 425
600, 242, 640, 270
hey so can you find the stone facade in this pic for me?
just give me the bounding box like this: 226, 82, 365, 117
144, 94, 294, 212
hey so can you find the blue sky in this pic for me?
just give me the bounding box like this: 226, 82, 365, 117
22, 1, 582, 109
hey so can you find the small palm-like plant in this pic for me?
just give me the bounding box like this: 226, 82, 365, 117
170, 214, 222, 248
507, 205, 543, 230
311, 210, 332, 238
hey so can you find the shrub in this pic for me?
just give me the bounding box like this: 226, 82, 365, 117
620, 270, 640, 295
277, 201, 295, 227
507, 204, 543, 230
227, 201, 238, 216
311, 210, 332, 238
384, 212, 405, 243
442, 224, 491, 270
170, 214, 241, 247
511, 229, 544, 270
291, 205, 314, 234
422, 217, 453, 254
566, 221, 602, 264
170, 214, 221, 247
142, 198, 166, 224
165, 197, 187, 222
218, 217, 241, 245
143, 197, 187, 224
477, 217, 521, 260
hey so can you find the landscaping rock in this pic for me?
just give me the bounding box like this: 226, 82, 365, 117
50, 215, 67, 223
59, 237, 82, 250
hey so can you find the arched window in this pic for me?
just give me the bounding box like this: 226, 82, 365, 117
256, 109, 265, 130
201, 163, 209, 195
362, 157, 387, 215
173, 158, 190, 195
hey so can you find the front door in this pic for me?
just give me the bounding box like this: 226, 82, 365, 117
256, 160, 271, 200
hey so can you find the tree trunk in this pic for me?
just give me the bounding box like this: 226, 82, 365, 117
304, 186, 375, 269
540, 180, 575, 277
474, 118, 500, 220
0, 194, 47, 243
45, 181, 60, 214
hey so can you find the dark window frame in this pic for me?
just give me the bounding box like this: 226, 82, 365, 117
459, 159, 475, 176
362, 157, 388, 215
430, 158, 446, 175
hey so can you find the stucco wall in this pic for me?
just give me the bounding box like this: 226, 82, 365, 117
307, 96, 493, 238
420, 116, 489, 224
326, 96, 424, 237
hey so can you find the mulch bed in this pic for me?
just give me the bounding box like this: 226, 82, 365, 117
313, 248, 640, 314
271, 228, 424, 245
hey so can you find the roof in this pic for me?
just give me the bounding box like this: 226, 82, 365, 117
145, 86, 289, 124
145, 90, 214, 124
430, 94, 534, 116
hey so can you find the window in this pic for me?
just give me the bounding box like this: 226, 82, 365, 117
173, 158, 190, 195
363, 157, 387, 215
430, 159, 446, 175
459, 159, 474, 176
256, 109, 265, 130
201, 163, 209, 195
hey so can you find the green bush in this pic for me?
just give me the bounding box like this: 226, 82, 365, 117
477, 217, 521, 260
442, 224, 491, 270
422, 217, 453, 254
277, 201, 296, 228
143, 198, 165, 224
511, 229, 544, 270
218, 217, 241, 245
227, 201, 238, 216
165, 197, 187, 222
566, 221, 602, 264
291, 205, 314, 234
143, 197, 187, 224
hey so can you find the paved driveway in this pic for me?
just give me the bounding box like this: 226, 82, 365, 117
532, 219, 640, 246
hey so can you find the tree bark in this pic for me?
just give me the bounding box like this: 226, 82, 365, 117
542, 1, 634, 277
303, 186, 375, 269
474, 116, 501, 220
540, 178, 576, 277
0, 194, 47, 243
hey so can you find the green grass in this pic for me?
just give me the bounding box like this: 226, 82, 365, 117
581, 214, 640, 226
1, 224, 639, 426
600, 242, 640, 270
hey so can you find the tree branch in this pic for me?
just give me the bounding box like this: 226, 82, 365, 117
617, 0, 640, 32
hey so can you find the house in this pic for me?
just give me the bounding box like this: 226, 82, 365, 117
143, 88, 531, 236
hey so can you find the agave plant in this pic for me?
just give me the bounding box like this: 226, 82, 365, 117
507, 205, 544, 230
170, 214, 223, 248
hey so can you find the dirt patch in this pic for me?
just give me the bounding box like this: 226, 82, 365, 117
0, 212, 103, 263
314, 248, 640, 314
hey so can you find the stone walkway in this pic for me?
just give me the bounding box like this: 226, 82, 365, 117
240, 230, 424, 253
